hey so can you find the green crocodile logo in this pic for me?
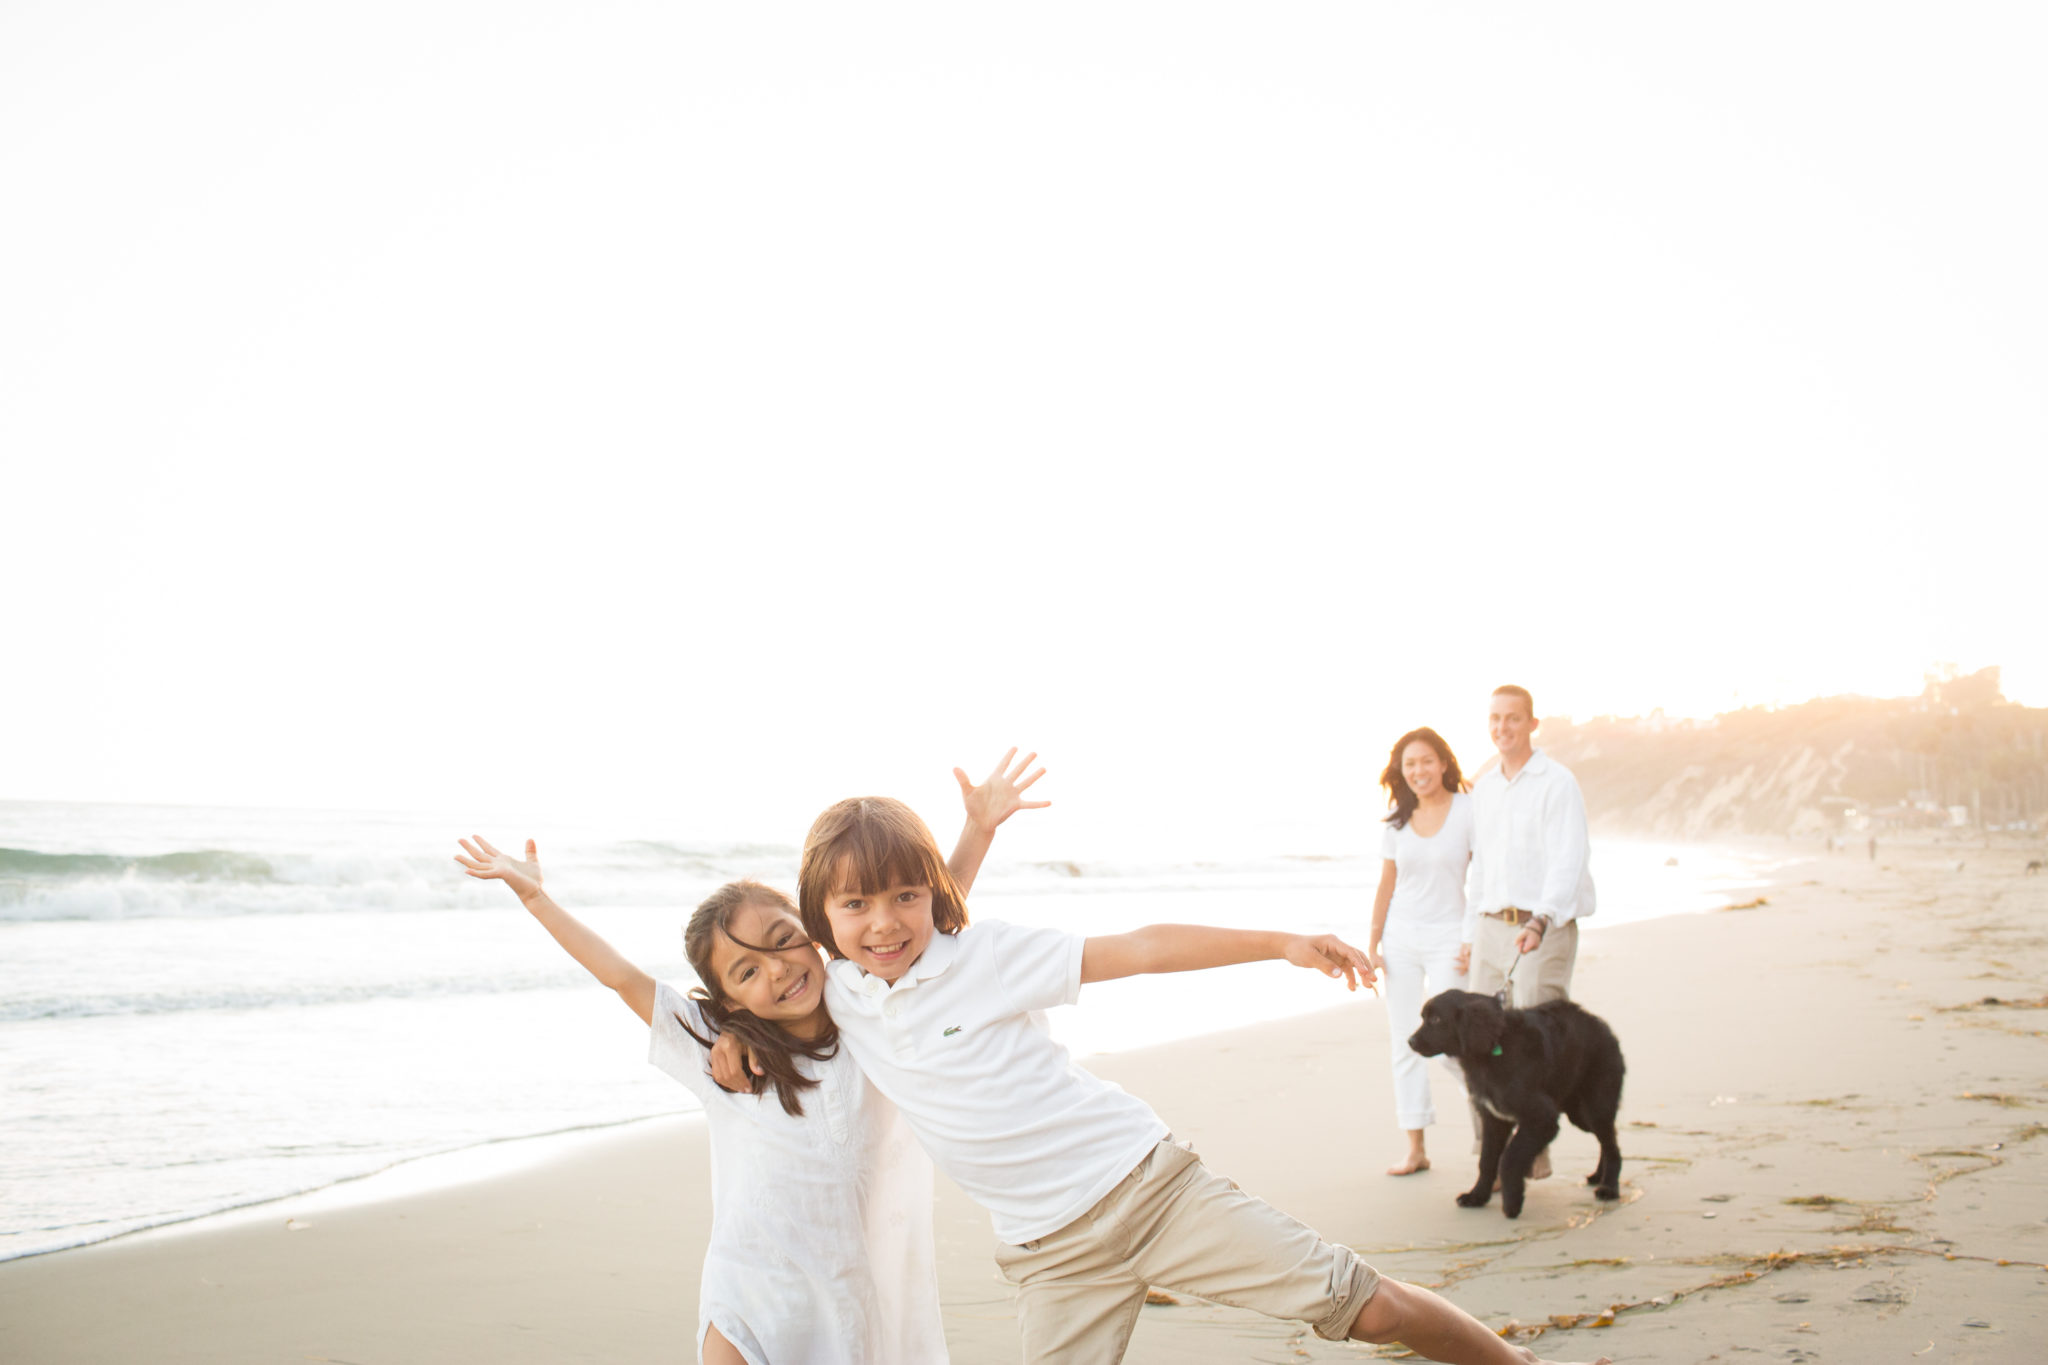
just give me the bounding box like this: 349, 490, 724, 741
943, 1025, 963, 1037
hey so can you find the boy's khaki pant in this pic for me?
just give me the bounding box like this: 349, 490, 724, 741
993, 1138, 1379, 1363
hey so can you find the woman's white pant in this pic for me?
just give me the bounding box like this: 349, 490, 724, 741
1380, 939, 1468, 1130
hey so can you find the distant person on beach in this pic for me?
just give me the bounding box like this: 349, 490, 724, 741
1868, 835, 1878, 861
1367, 727, 1474, 1177
712, 796, 1609, 1365
453, 750, 1049, 1365
1460, 684, 1595, 1180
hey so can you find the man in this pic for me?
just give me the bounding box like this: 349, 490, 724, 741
1458, 685, 1595, 1177
1458, 684, 1594, 999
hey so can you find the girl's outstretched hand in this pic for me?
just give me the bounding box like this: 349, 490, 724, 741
955, 747, 1051, 834
455, 835, 544, 901
1284, 933, 1377, 993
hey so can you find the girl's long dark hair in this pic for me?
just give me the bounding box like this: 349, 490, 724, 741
1380, 727, 1466, 830
679, 879, 839, 1117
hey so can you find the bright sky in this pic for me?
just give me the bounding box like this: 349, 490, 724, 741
5, 3, 2043, 856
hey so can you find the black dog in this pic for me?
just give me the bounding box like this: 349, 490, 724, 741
1408, 989, 1626, 1219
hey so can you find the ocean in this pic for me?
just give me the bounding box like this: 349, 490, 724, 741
0, 799, 1784, 1262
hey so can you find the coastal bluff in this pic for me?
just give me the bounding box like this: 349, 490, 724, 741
1538, 668, 2048, 841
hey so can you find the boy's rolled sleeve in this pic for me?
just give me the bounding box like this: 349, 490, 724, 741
984, 918, 1085, 1015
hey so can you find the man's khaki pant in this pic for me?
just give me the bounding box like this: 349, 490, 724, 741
1468, 914, 1578, 1007
1467, 916, 1579, 1155
993, 1139, 1380, 1363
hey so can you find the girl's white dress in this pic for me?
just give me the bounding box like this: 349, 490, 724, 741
649, 981, 947, 1365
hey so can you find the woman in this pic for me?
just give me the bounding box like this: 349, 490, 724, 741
1367, 727, 1473, 1176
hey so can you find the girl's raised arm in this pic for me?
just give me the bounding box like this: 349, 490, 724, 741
456, 836, 657, 1025
1081, 925, 1377, 993
946, 747, 1050, 894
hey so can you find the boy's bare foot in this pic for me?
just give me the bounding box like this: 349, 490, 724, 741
1348, 1276, 1614, 1363
1386, 1154, 1430, 1175
1529, 1151, 1553, 1180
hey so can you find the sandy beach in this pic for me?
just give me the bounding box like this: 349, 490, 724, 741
4, 839, 2044, 1363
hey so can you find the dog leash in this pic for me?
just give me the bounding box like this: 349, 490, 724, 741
1491, 910, 1548, 1007
1493, 944, 1524, 1009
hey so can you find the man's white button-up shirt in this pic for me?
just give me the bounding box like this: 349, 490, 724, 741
1462, 748, 1596, 942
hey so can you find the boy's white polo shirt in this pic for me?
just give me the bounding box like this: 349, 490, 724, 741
824, 918, 1168, 1245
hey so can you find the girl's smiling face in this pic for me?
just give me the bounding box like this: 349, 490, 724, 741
706, 900, 829, 1035
822, 875, 935, 984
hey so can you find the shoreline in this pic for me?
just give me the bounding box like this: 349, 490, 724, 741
7, 838, 2044, 1362
16, 1115, 700, 1261
0, 837, 1789, 1266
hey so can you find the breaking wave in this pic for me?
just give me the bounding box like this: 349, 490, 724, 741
0, 840, 805, 922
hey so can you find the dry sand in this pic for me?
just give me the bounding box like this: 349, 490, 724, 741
4, 840, 2044, 1363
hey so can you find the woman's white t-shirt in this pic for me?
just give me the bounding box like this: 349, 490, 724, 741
647, 982, 946, 1365
1377, 792, 1475, 952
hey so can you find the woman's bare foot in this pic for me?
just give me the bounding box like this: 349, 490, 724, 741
1388, 1131, 1429, 1175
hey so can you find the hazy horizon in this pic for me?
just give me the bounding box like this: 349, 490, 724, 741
0, 670, 2023, 868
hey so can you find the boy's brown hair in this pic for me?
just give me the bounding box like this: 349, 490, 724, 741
798, 796, 970, 959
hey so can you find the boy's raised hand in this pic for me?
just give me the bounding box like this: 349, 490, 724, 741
707, 1028, 763, 1093
455, 835, 544, 901
1284, 933, 1377, 993
955, 747, 1051, 833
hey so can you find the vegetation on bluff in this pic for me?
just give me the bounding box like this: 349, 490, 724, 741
1539, 668, 2048, 839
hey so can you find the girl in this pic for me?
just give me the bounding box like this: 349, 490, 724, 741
1367, 726, 1474, 1177
455, 750, 1047, 1365
713, 796, 1607, 1365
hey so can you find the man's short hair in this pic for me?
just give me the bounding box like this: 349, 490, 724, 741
1492, 684, 1535, 718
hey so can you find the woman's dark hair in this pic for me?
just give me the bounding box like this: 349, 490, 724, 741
797, 796, 969, 959
679, 879, 838, 1117
1380, 727, 1467, 829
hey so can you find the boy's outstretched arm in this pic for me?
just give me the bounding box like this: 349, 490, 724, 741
946, 747, 1050, 895
1082, 925, 1377, 992
456, 836, 657, 1025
